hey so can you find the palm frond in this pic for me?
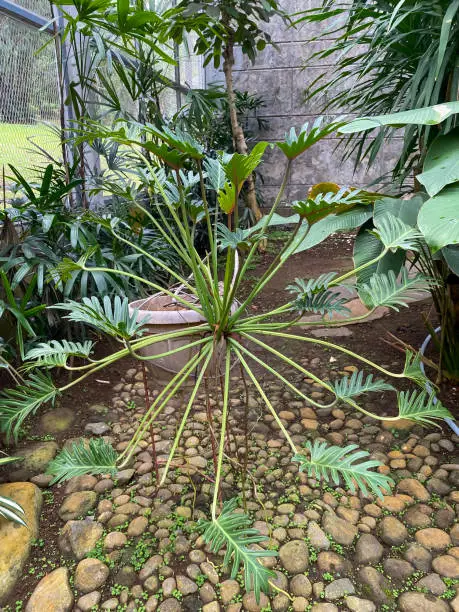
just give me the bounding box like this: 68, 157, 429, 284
0, 495, 26, 527
358, 269, 431, 311
293, 440, 393, 499
53, 296, 147, 340
23, 340, 95, 370
0, 372, 58, 442
397, 390, 452, 427
333, 371, 395, 400
373, 214, 423, 251
199, 498, 277, 602
46, 438, 118, 485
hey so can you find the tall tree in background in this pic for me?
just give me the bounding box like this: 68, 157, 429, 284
168, 0, 288, 224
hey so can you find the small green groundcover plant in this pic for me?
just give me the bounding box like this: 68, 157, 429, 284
0, 117, 452, 600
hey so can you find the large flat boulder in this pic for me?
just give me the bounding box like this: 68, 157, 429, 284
0, 482, 42, 603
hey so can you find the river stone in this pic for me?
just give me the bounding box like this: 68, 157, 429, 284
416, 573, 447, 596
404, 543, 432, 572
25, 567, 73, 611
220, 580, 240, 604
58, 518, 103, 560
58, 491, 97, 521
242, 591, 270, 611
379, 516, 408, 546
279, 540, 309, 573
40, 408, 75, 433
290, 574, 312, 598
415, 528, 451, 551
345, 596, 376, 612
354, 534, 384, 565
324, 578, 355, 600
317, 551, 352, 576
76, 591, 101, 611
396, 478, 430, 501
398, 592, 449, 612
10, 442, 59, 479
158, 599, 182, 612
0, 482, 42, 603
74, 558, 109, 592
84, 422, 111, 436
432, 554, 459, 578
357, 566, 393, 605
322, 511, 358, 546
383, 559, 414, 582
308, 521, 330, 550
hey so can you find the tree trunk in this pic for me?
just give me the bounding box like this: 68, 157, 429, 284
222, 39, 263, 224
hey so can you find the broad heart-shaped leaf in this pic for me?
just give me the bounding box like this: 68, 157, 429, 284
374, 196, 425, 228
418, 129, 459, 197
199, 498, 277, 602
443, 245, 459, 274
276, 117, 344, 159
418, 184, 459, 253
293, 440, 393, 499
354, 222, 405, 287
223, 142, 270, 191
218, 181, 237, 214
204, 157, 226, 191
142, 141, 188, 170
340, 101, 459, 134
292, 206, 373, 253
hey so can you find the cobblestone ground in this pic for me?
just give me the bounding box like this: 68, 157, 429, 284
1, 351, 458, 612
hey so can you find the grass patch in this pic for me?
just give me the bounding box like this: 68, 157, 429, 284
0, 123, 61, 182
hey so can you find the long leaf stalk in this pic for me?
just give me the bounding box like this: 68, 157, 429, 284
232, 345, 298, 455
118, 345, 212, 466
212, 344, 232, 519
218, 161, 292, 328
160, 347, 213, 485
243, 330, 409, 381
230, 338, 337, 410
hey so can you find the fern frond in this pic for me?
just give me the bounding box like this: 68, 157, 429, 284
0, 372, 58, 442
293, 440, 393, 499
46, 439, 118, 485
333, 371, 395, 400
397, 390, 452, 428
200, 498, 277, 602
23, 340, 94, 370
53, 296, 147, 340
358, 269, 430, 311
0, 495, 26, 526
373, 214, 422, 251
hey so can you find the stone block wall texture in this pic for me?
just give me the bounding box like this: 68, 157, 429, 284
205, 0, 402, 208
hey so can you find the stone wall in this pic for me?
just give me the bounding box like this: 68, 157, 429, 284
205, 0, 401, 208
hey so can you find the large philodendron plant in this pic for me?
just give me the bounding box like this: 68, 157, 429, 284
0, 118, 453, 600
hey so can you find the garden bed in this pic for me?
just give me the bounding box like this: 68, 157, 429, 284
0, 235, 458, 612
